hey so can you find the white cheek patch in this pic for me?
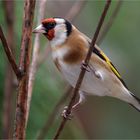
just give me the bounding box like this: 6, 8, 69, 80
50, 33, 67, 47
55, 25, 67, 35
50, 24, 67, 47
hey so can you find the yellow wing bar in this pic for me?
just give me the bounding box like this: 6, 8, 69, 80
92, 46, 128, 88
100, 51, 121, 78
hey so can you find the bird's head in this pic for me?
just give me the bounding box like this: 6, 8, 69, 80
33, 17, 72, 46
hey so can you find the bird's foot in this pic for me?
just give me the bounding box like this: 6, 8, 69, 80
61, 106, 73, 120
61, 92, 85, 119
81, 61, 90, 72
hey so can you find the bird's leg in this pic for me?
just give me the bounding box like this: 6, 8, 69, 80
81, 61, 90, 72
72, 91, 85, 109
62, 91, 85, 119
61, 106, 71, 120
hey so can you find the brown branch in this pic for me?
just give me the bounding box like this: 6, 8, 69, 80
13, 0, 36, 139
53, 0, 112, 139
97, 0, 122, 44
27, 0, 47, 126
0, 26, 20, 79
2, 0, 15, 139
37, 86, 72, 139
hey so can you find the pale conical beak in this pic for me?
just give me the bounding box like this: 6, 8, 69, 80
33, 24, 46, 33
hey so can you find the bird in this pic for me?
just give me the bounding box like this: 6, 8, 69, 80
33, 17, 140, 114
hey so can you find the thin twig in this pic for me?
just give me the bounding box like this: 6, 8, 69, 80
97, 0, 122, 44
53, 0, 111, 139
27, 0, 47, 126
37, 86, 73, 139
13, 0, 36, 139
0, 26, 20, 79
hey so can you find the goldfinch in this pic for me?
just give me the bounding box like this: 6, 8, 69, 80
33, 17, 140, 112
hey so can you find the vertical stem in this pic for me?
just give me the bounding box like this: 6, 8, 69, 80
0, 26, 20, 78
13, 0, 36, 139
27, 0, 47, 126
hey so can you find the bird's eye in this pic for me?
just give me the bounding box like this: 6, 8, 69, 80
47, 22, 56, 29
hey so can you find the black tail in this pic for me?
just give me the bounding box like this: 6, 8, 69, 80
129, 92, 140, 112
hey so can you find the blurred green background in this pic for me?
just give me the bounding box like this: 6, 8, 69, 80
0, 0, 140, 139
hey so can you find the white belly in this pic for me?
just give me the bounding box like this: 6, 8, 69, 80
59, 60, 115, 96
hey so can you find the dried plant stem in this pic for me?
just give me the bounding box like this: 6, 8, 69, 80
0, 26, 20, 79
27, 0, 47, 126
53, 0, 111, 139
13, 0, 36, 139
